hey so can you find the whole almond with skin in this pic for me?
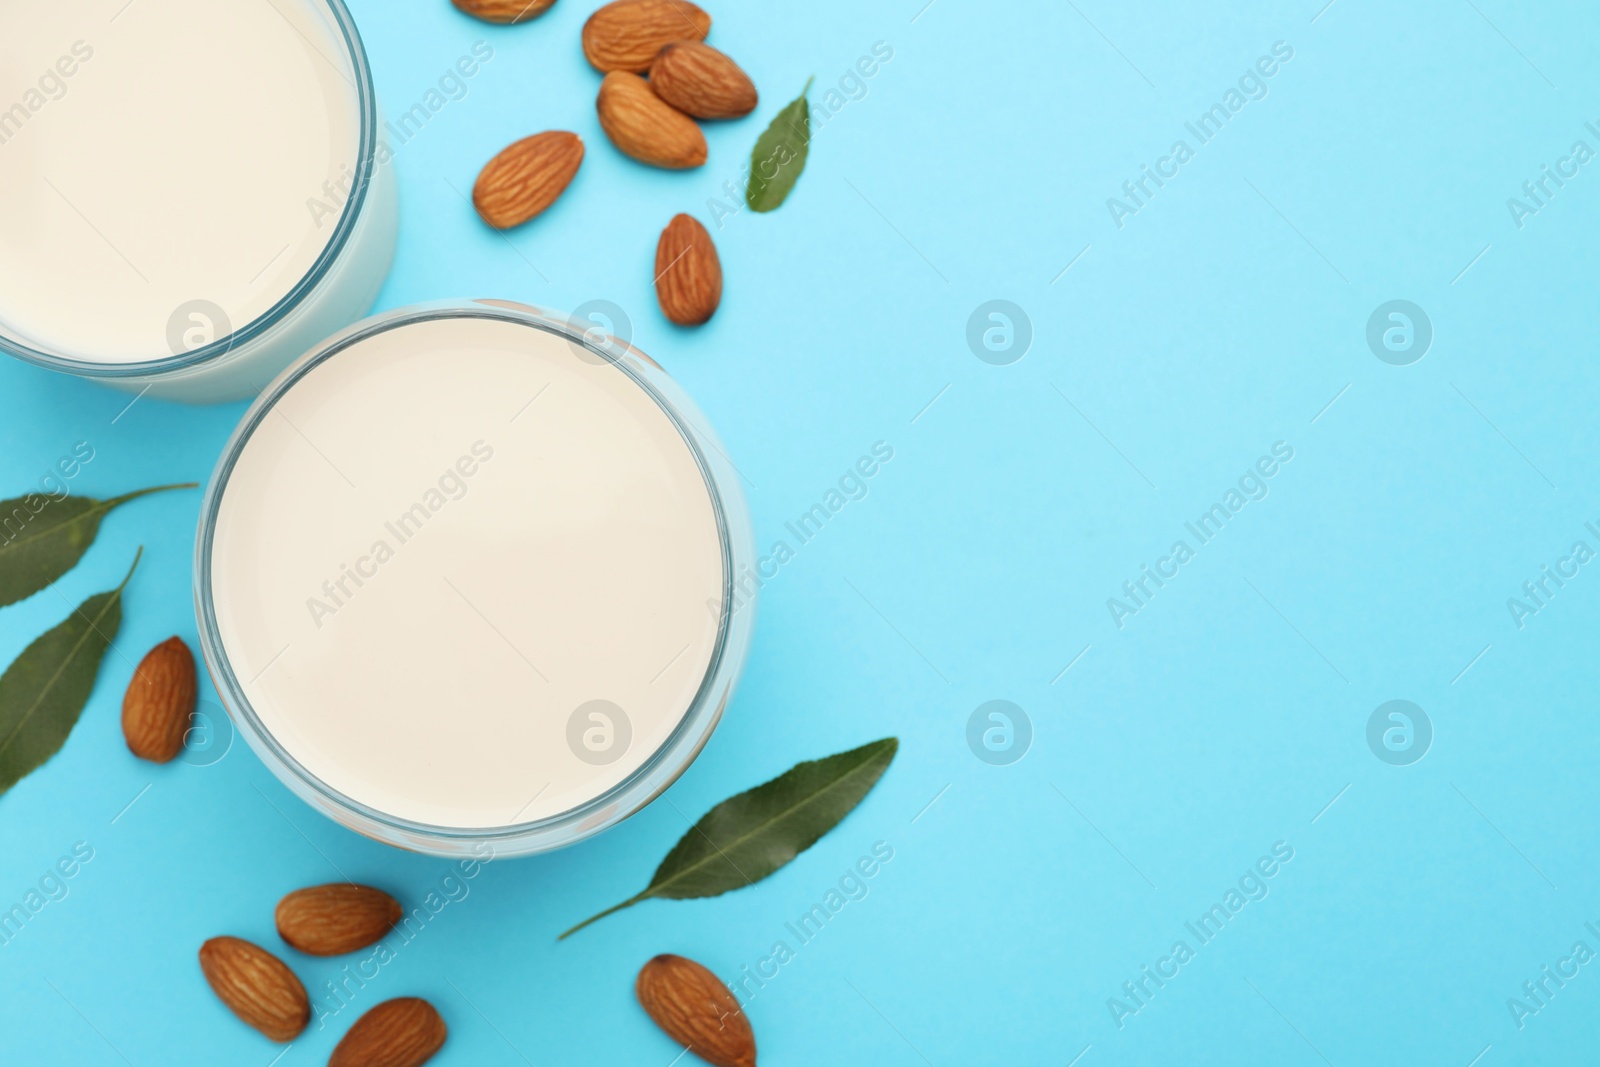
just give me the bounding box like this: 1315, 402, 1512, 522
199, 937, 310, 1042
649, 43, 758, 119
451, 0, 557, 22
276, 884, 403, 957
597, 72, 706, 169
655, 214, 721, 326
637, 955, 755, 1067
473, 131, 584, 229
121, 636, 197, 763
583, 0, 711, 73
330, 998, 447, 1067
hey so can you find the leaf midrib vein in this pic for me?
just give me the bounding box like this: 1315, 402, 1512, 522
0, 502, 102, 556
0, 594, 116, 758
649, 745, 887, 897
0, 485, 191, 560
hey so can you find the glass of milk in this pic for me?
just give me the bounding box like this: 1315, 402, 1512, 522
195, 302, 755, 856
0, 0, 397, 403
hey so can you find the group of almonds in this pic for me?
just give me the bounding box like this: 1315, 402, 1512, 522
203, 885, 759, 1067
120, 647, 445, 1064
201, 884, 448, 1066
122, 641, 754, 1065
461, 0, 755, 328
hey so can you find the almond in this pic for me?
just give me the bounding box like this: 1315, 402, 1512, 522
121, 636, 197, 763
597, 72, 706, 169
330, 997, 447, 1067
198, 936, 310, 1042
655, 214, 721, 326
637, 955, 755, 1067
649, 43, 757, 119
473, 131, 584, 229
582, 0, 711, 73
451, 0, 557, 21
276, 883, 403, 957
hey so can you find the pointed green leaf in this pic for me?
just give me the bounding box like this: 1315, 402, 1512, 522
745, 77, 813, 213
0, 483, 194, 609
0, 549, 140, 795
561, 736, 897, 938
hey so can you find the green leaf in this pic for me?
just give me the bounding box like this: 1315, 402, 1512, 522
560, 736, 897, 938
0, 483, 194, 609
0, 548, 140, 796
745, 77, 813, 213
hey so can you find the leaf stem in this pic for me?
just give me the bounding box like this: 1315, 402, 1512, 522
557, 889, 652, 941
103, 482, 199, 509
116, 546, 143, 592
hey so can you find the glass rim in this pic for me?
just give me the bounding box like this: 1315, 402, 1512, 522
193, 301, 742, 849
0, 0, 380, 378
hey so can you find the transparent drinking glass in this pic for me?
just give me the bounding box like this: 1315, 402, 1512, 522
0, 0, 396, 404
193, 301, 756, 856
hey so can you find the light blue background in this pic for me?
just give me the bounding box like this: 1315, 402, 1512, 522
3, 0, 1598, 1063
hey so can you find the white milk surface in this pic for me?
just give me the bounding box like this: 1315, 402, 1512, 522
209, 316, 727, 829
0, 0, 359, 361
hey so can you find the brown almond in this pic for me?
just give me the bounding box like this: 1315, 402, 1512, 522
655, 214, 721, 326
473, 131, 584, 229
275, 883, 403, 957
637, 955, 755, 1067
451, 0, 557, 21
330, 997, 447, 1067
649, 43, 757, 120
582, 0, 711, 73
198, 937, 310, 1042
121, 636, 197, 763
597, 72, 706, 169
